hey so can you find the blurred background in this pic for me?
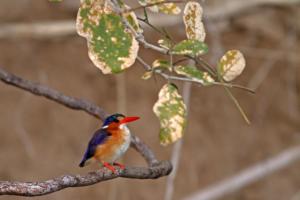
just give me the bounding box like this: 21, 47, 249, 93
0, 0, 299, 199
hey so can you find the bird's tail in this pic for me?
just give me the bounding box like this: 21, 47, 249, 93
79, 157, 94, 167
79, 159, 86, 167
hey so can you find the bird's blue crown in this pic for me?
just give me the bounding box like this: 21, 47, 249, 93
102, 113, 125, 126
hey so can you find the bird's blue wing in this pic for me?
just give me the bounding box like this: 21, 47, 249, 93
79, 129, 110, 167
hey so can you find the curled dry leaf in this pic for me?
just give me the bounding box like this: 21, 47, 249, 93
153, 83, 187, 146
174, 65, 214, 86
218, 50, 246, 81
76, 0, 139, 74
183, 1, 206, 41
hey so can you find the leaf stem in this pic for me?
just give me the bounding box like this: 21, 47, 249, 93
213, 82, 255, 94
224, 86, 250, 124
216, 72, 251, 124
137, 56, 256, 95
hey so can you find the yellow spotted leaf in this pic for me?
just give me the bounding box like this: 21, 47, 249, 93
172, 39, 208, 57
153, 84, 187, 146
183, 1, 205, 41
174, 65, 214, 86
76, 0, 139, 74
218, 50, 246, 81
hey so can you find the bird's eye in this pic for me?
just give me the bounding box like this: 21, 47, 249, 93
113, 117, 119, 123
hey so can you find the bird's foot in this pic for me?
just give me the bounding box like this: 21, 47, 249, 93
103, 162, 116, 173
113, 162, 125, 170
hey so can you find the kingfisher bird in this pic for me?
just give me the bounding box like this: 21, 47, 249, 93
79, 113, 139, 173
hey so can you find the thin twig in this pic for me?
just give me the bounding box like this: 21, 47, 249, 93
223, 86, 250, 124
212, 82, 255, 94
136, 56, 152, 71
139, 37, 169, 54
110, 0, 169, 55
136, 56, 254, 93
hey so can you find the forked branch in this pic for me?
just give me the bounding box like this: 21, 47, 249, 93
0, 67, 172, 196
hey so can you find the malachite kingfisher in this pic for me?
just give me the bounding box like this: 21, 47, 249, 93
79, 113, 140, 173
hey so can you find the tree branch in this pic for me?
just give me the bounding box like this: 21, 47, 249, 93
0, 161, 171, 196
0, 67, 172, 196
0, 68, 106, 120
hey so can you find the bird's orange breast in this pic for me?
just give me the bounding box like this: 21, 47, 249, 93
93, 129, 126, 163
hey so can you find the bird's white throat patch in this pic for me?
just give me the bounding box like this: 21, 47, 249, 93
120, 124, 131, 137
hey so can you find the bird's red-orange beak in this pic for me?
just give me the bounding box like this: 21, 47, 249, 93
120, 116, 140, 124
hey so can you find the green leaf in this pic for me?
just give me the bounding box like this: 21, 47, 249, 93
152, 59, 171, 71
172, 39, 208, 57
218, 50, 246, 81
174, 65, 214, 85
76, 0, 139, 74
49, 0, 62, 2
138, 0, 181, 15
153, 83, 187, 146
183, 1, 205, 41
